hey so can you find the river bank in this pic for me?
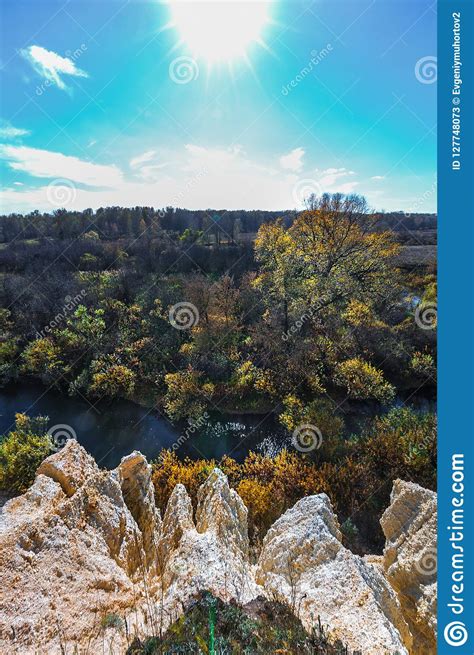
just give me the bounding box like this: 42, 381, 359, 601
0, 380, 435, 469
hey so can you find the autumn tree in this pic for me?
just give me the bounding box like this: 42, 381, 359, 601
253, 193, 401, 400
255, 193, 399, 327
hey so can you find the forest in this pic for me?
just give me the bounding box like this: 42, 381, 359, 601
0, 192, 437, 551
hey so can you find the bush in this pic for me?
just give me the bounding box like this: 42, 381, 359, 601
279, 395, 345, 458
410, 350, 436, 381
163, 369, 214, 420
0, 414, 52, 493
152, 450, 218, 511
334, 358, 396, 403
90, 358, 136, 398
21, 339, 64, 384
126, 592, 349, 654
235, 477, 276, 540
152, 408, 436, 553
101, 613, 124, 631
360, 407, 437, 489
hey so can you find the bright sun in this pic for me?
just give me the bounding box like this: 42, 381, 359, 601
168, 0, 270, 63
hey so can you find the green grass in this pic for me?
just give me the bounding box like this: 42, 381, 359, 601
126, 592, 350, 655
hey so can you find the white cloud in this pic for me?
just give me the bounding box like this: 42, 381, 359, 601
279, 147, 305, 172
0, 145, 123, 187
137, 164, 169, 181
130, 150, 157, 169
130, 151, 169, 181
0, 123, 30, 139
371, 175, 385, 181
165, 144, 289, 208
316, 167, 358, 194
21, 45, 88, 91
0, 144, 381, 214
1, 144, 289, 213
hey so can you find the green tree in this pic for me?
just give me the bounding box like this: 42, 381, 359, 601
255, 193, 399, 328
21, 339, 64, 384
334, 358, 395, 403
0, 414, 52, 493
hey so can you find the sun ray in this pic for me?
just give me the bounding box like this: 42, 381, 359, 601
165, 0, 271, 64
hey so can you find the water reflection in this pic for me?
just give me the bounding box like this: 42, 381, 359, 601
0, 383, 283, 467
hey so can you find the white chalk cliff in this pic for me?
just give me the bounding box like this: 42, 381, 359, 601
0, 441, 437, 654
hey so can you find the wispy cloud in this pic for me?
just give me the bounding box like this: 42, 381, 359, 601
130, 150, 157, 169
1, 144, 289, 213
371, 175, 385, 181
317, 167, 358, 194
279, 147, 305, 172
0, 144, 391, 214
0, 145, 123, 187
21, 45, 88, 91
0, 122, 30, 139
130, 150, 169, 181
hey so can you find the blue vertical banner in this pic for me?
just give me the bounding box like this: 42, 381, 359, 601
438, 0, 474, 653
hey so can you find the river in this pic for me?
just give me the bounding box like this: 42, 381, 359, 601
0, 383, 435, 469
0, 383, 287, 468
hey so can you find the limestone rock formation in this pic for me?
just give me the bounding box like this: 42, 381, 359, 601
157, 468, 260, 620
0, 470, 138, 654
37, 439, 98, 497
196, 467, 250, 556
255, 494, 412, 655
158, 482, 195, 562
0, 442, 437, 655
381, 479, 437, 655
117, 451, 162, 568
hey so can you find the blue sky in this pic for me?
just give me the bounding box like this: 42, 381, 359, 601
0, 0, 437, 214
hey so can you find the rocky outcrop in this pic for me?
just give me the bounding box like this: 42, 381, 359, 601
158, 483, 195, 562
117, 451, 162, 569
0, 442, 437, 655
195, 468, 250, 557
0, 468, 139, 653
256, 494, 412, 655
37, 439, 98, 497
157, 468, 259, 623
381, 479, 437, 655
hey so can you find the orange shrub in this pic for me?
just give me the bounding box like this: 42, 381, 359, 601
151, 409, 436, 552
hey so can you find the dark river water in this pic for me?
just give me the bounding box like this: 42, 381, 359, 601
0, 383, 287, 468
0, 383, 435, 469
